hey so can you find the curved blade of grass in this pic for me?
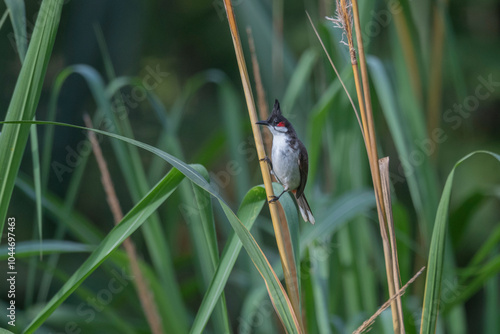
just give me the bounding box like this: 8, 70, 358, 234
420, 150, 500, 334
188, 165, 231, 334
29, 122, 43, 249
28, 260, 137, 334
0, 0, 63, 240
273, 183, 301, 297
0, 9, 9, 31
310, 241, 332, 334
4, 0, 27, 61
41, 66, 96, 188
3, 1, 45, 261
99, 70, 188, 320
54, 64, 187, 328
126, 69, 251, 199
23, 166, 185, 333
237, 183, 301, 334
14, 175, 166, 332
239, 189, 376, 331
16, 175, 171, 331
0, 240, 93, 260
190, 185, 266, 334
7, 120, 301, 333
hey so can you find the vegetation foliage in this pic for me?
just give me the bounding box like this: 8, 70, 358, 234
0, 0, 498, 333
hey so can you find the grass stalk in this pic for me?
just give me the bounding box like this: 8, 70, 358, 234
247, 27, 271, 150
0, 0, 63, 236
353, 266, 425, 334
248, 27, 303, 325
325, 1, 405, 332
223, 1, 304, 331
379, 157, 404, 327
350, 0, 404, 331
84, 115, 164, 334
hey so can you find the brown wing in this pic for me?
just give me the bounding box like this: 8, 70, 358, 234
295, 141, 308, 199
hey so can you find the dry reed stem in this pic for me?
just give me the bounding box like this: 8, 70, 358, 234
380, 157, 404, 329
306, 12, 364, 139
247, 26, 302, 321
247, 27, 272, 150
350, 0, 404, 331
83, 115, 163, 334
223, 1, 304, 331
353, 267, 425, 334
325, 1, 405, 331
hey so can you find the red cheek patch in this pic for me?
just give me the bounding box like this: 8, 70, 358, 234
277, 121, 285, 127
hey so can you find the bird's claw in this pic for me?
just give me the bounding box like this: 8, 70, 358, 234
260, 156, 271, 164
268, 196, 279, 204
260, 156, 274, 172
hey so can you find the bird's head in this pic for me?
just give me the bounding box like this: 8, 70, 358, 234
256, 99, 290, 136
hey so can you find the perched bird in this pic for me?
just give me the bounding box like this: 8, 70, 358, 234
256, 99, 315, 224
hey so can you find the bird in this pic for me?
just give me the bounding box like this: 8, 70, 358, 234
256, 99, 315, 224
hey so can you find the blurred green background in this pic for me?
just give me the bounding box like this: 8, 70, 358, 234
0, 0, 499, 333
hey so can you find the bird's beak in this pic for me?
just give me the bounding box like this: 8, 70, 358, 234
256, 120, 268, 126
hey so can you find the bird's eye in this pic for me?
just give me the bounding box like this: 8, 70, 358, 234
277, 121, 285, 127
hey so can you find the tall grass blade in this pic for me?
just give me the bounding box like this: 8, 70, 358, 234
188, 165, 231, 334
0, 9, 9, 29
223, 0, 303, 331
190, 185, 266, 334
24, 166, 186, 332
310, 241, 332, 334
85, 114, 164, 334
0, 0, 63, 239
420, 151, 500, 334
4, 0, 27, 61
29, 123, 43, 248
7, 120, 303, 334
96, 40, 185, 312
0, 240, 93, 259
239, 189, 377, 331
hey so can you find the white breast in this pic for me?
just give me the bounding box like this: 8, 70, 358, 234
271, 133, 300, 191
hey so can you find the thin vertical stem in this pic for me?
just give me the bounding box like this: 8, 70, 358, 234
350, 0, 404, 331
224, 1, 304, 331
247, 27, 272, 150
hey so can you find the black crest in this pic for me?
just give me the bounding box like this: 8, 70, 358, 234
272, 99, 282, 116
266, 99, 288, 126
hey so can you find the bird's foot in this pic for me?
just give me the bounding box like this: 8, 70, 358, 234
260, 156, 274, 173
260, 156, 272, 165
268, 196, 279, 204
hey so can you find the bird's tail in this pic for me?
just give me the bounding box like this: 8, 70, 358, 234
297, 194, 315, 224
